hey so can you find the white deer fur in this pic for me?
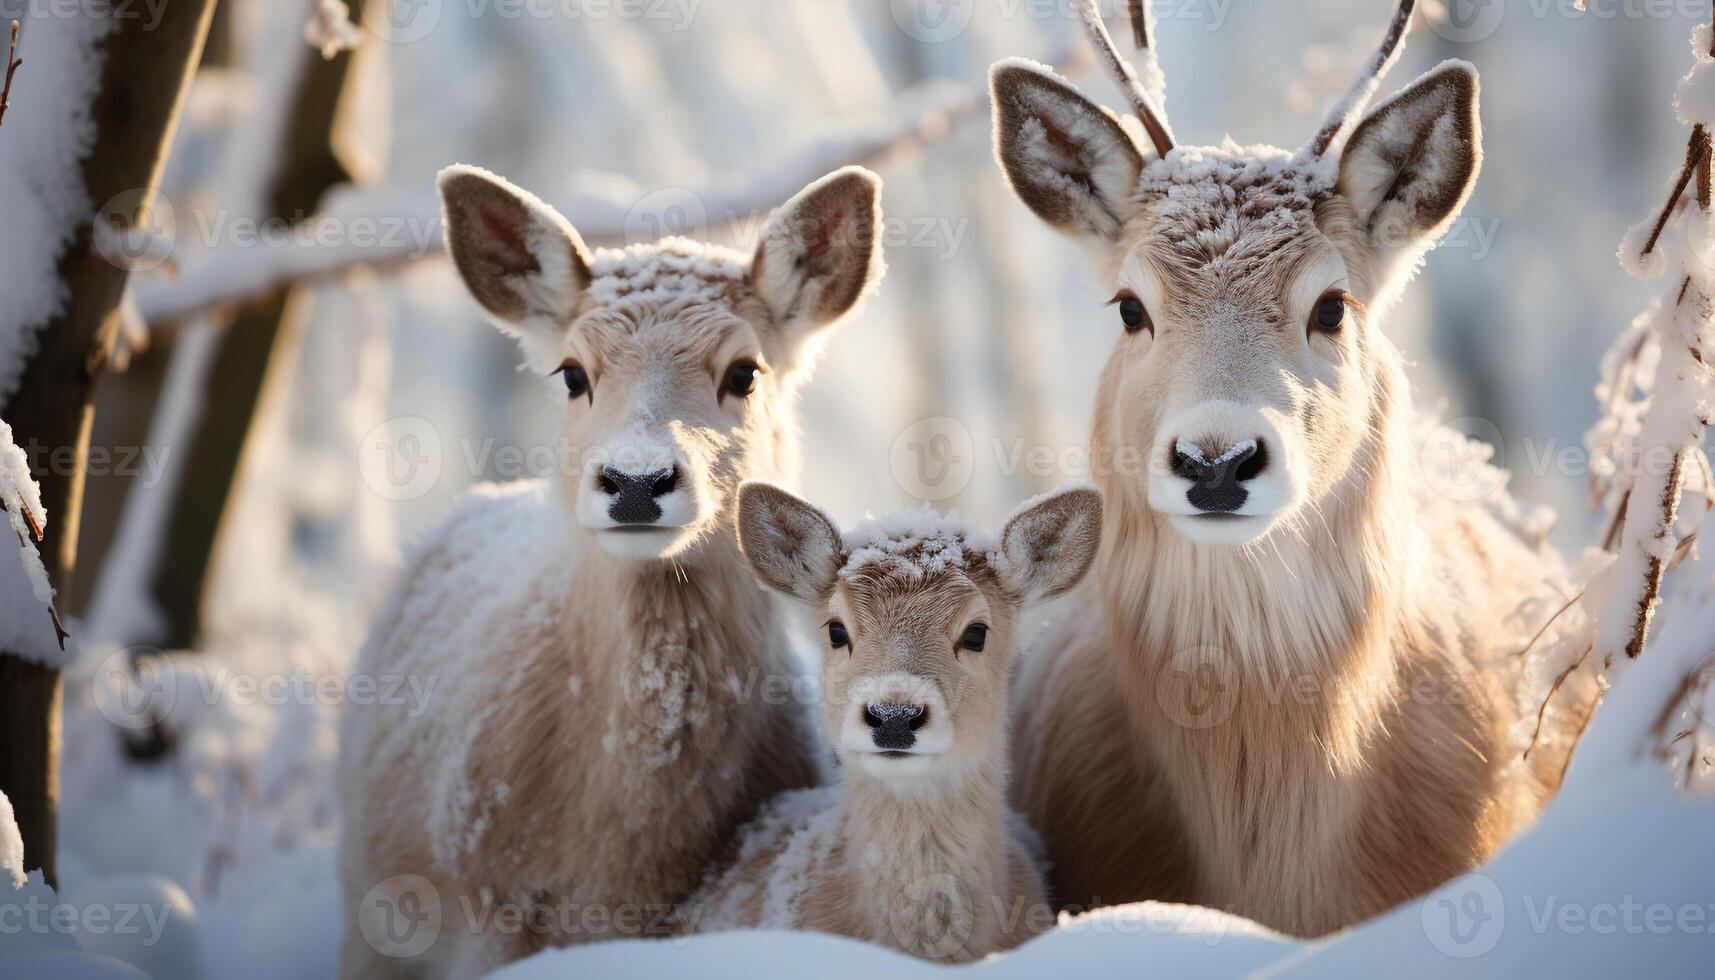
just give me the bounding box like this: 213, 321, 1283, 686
689, 484, 1103, 962
991, 59, 1594, 935
337, 165, 885, 977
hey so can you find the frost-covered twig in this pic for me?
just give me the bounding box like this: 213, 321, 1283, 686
1073, 0, 1173, 157
0, 21, 19, 132
0, 419, 66, 652
1307, 0, 1417, 158
304, 0, 361, 61
132, 78, 980, 332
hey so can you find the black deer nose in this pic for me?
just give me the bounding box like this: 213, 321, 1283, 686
599, 466, 679, 524
1170, 440, 1268, 513
864, 702, 927, 751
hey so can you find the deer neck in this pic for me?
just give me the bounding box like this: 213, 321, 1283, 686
839, 747, 1014, 946
1095, 372, 1416, 775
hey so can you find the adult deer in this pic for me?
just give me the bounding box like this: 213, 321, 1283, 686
990, 0, 1587, 935
338, 165, 883, 976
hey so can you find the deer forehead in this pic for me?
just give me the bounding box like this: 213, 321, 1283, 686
1120, 148, 1348, 322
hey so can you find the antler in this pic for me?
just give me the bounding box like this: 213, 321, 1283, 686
1074, 0, 1174, 159
1308, 0, 1417, 158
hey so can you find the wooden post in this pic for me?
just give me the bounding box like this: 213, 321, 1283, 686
0, 0, 218, 886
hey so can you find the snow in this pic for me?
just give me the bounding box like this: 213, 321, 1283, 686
1173, 438, 1257, 467
839, 505, 997, 580
0, 791, 23, 890
0, 13, 120, 404
585, 237, 751, 307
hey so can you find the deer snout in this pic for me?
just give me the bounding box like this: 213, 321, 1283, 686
864, 701, 929, 750
1171, 438, 1269, 513
598, 465, 680, 524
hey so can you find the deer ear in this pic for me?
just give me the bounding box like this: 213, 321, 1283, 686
751, 167, 884, 350
996, 486, 1103, 602
737, 481, 845, 604
990, 59, 1145, 246
1336, 62, 1481, 293
438, 164, 592, 373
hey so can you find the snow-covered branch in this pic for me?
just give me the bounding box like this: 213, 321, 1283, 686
133, 79, 979, 333
0, 418, 66, 660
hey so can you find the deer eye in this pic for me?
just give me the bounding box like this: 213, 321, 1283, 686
959, 624, 987, 652
1114, 291, 1151, 335
724, 360, 759, 399
827, 620, 849, 650
560, 362, 590, 400
1312, 293, 1347, 333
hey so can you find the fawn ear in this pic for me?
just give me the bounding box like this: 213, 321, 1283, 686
1336, 62, 1481, 296
751, 167, 884, 356
997, 486, 1103, 602
438, 164, 592, 373
990, 59, 1145, 246
737, 482, 845, 604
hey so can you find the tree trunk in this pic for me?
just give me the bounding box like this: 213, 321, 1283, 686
0, 0, 217, 887
148, 0, 374, 649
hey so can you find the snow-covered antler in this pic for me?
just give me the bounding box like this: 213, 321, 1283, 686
1308, 0, 1417, 158
1073, 0, 1173, 159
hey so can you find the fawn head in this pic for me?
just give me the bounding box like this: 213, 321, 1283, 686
438, 165, 883, 562
737, 483, 1102, 783
991, 0, 1477, 547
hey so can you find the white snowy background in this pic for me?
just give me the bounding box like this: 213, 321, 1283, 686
1, 0, 1713, 977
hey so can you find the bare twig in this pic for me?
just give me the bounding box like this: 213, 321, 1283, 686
0, 21, 21, 132
1637, 126, 1709, 259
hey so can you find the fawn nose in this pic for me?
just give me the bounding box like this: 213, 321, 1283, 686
864, 702, 928, 751
1170, 438, 1268, 513
598, 466, 679, 524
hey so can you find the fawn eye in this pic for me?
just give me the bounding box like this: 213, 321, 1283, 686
959, 624, 987, 652
1114, 292, 1151, 335
1312, 293, 1347, 333
724, 360, 759, 399
827, 620, 849, 650
560, 362, 590, 401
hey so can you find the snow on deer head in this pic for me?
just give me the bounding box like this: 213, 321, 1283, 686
990, 0, 1477, 547
438, 165, 884, 561
736, 483, 1102, 783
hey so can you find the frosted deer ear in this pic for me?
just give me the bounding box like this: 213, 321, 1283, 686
997, 486, 1104, 602
1336, 62, 1481, 293
751, 167, 884, 351
990, 59, 1144, 246
736, 482, 845, 604
438, 164, 592, 372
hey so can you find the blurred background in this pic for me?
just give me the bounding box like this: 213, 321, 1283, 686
16, 0, 1711, 975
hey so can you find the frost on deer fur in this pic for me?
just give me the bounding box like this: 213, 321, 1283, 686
585, 238, 751, 308
839, 506, 997, 581
0, 14, 121, 404
692, 787, 843, 931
